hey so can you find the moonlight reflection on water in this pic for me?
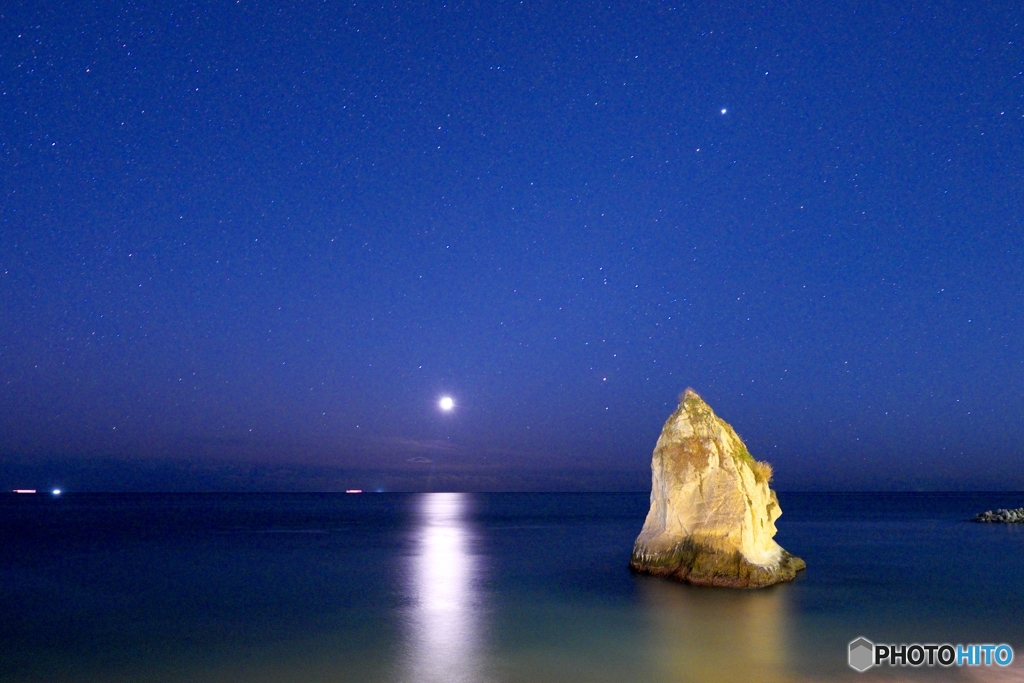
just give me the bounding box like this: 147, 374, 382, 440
400, 493, 489, 683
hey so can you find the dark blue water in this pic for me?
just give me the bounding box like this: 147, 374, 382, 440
2, 492, 1022, 682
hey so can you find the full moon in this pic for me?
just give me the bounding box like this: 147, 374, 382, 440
439, 396, 454, 411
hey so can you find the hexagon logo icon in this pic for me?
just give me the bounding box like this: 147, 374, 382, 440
849, 637, 875, 672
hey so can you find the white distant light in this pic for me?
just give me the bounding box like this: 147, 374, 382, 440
13, 489, 36, 494
439, 396, 454, 411
52, 489, 61, 496
721, 108, 727, 114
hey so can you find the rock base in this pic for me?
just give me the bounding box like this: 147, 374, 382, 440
630, 540, 806, 589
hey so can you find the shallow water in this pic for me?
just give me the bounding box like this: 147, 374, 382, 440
2, 491, 1023, 682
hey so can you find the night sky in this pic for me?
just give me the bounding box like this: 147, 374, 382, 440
2, 1, 1022, 492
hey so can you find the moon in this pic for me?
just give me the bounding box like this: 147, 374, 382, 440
439, 396, 454, 411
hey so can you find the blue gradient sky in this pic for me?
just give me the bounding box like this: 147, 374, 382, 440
2, 1, 1022, 491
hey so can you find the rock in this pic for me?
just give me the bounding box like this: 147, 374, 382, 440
630, 389, 806, 588
971, 508, 1024, 523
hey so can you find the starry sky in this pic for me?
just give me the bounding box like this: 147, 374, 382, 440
2, 1, 1022, 492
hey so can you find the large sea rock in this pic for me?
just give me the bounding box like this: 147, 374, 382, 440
630, 389, 805, 588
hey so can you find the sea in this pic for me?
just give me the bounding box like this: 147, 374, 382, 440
2, 491, 1023, 683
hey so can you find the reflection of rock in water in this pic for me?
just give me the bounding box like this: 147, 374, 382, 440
641, 578, 796, 683
400, 493, 490, 683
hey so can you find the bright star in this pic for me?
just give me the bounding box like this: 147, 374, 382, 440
721, 108, 727, 114
439, 396, 454, 411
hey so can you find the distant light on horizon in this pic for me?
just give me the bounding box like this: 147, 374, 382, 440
439, 396, 454, 411
346, 489, 363, 494
52, 489, 61, 495
13, 489, 36, 494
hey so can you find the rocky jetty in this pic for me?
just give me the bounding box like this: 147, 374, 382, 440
630, 389, 805, 588
972, 508, 1024, 523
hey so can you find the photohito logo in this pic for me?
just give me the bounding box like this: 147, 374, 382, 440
848, 637, 1014, 672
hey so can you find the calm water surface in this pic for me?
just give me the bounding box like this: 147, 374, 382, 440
2, 492, 1023, 682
